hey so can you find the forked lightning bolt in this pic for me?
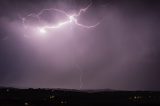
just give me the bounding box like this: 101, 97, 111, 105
20, 2, 100, 89
21, 2, 100, 34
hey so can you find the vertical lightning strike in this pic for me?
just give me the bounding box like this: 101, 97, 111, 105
21, 2, 101, 34
75, 64, 83, 89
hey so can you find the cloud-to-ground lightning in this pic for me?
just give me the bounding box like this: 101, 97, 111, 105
20, 2, 101, 89
21, 2, 101, 35
75, 64, 83, 89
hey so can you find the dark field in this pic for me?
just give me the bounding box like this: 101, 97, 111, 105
0, 88, 160, 106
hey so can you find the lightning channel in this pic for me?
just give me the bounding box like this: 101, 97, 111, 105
21, 2, 101, 34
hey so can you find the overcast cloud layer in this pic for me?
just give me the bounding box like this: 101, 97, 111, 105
0, 0, 160, 90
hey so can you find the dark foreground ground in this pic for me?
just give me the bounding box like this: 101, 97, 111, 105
0, 88, 160, 106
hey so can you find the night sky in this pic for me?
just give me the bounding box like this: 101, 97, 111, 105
0, 0, 160, 90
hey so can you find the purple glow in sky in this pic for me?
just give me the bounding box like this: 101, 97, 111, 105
0, 0, 160, 91
22, 2, 100, 37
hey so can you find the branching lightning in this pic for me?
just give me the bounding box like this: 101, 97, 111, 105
20, 2, 100, 89
21, 2, 100, 34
